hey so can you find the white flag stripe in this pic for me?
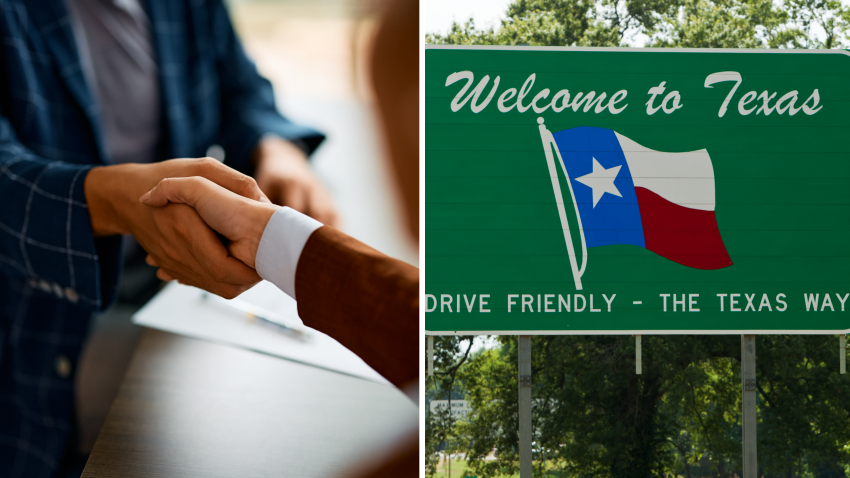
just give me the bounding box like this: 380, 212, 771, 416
614, 133, 716, 211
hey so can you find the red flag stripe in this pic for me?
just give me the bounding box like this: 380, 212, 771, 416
635, 187, 733, 270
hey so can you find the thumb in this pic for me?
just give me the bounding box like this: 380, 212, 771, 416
140, 176, 211, 208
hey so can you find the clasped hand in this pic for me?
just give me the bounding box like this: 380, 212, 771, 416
85, 149, 332, 299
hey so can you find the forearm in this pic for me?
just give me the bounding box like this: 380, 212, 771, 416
293, 227, 419, 389
0, 149, 122, 310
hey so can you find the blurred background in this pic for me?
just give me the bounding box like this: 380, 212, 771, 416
228, 0, 417, 266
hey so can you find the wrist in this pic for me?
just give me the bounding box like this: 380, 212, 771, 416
253, 206, 323, 297
85, 163, 154, 237
85, 166, 129, 236
252, 136, 309, 168
236, 202, 280, 269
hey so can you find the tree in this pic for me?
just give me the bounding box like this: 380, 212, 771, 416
756, 335, 850, 476
456, 343, 520, 477
664, 355, 742, 477
425, 336, 475, 477
436, 334, 850, 477
502, 335, 742, 477
428, 403, 458, 477
425, 0, 850, 49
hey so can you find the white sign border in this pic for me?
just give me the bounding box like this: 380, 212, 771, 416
425, 45, 850, 56
425, 45, 850, 335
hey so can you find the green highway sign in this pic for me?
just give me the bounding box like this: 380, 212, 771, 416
425, 46, 850, 335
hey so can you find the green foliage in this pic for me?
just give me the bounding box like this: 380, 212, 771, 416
429, 404, 462, 477
649, 0, 775, 48
757, 335, 850, 476
458, 344, 519, 477
425, 408, 442, 476
425, 0, 850, 49
522, 335, 744, 477
785, 0, 850, 48
664, 355, 742, 475
426, 336, 476, 477
426, 335, 850, 477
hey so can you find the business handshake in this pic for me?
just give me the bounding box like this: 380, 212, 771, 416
139, 168, 280, 294
84, 138, 336, 299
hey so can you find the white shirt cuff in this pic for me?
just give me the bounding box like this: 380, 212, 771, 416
255, 207, 323, 299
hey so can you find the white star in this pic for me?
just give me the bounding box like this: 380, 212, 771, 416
574, 158, 622, 208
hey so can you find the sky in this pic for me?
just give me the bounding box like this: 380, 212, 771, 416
423, 0, 513, 36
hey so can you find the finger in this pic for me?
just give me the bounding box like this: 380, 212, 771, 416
256, 191, 272, 204
157, 256, 257, 297
156, 269, 175, 281
139, 183, 166, 206
162, 264, 257, 300
217, 256, 263, 284
212, 282, 257, 300
197, 246, 262, 285
140, 176, 216, 208
147, 204, 261, 297
181, 209, 263, 285
146, 255, 159, 267
191, 158, 268, 202
280, 183, 308, 212
153, 264, 200, 288
257, 178, 283, 206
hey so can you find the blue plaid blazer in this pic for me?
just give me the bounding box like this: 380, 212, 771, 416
0, 1, 323, 476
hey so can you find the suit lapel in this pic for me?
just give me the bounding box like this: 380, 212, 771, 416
27, 0, 108, 162
146, 0, 192, 159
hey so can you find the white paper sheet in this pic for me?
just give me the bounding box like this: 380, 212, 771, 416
133, 281, 388, 384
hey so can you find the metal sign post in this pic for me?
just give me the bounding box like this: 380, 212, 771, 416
518, 336, 532, 478
427, 336, 434, 376
742, 335, 757, 478
636, 335, 642, 375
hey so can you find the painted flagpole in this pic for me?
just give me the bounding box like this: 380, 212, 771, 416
538, 118, 587, 290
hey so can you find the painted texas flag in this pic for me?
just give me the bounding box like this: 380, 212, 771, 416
546, 125, 732, 271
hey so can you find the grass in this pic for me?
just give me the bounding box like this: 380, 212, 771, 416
433, 458, 510, 478
432, 458, 568, 478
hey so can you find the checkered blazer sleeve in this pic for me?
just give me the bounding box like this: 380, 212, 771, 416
208, 0, 325, 173
0, 116, 121, 312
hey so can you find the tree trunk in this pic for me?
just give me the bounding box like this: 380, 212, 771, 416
448, 445, 451, 477
447, 391, 452, 478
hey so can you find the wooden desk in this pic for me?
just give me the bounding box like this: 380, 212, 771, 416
82, 329, 418, 478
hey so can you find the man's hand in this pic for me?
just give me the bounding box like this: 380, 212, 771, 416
85, 158, 269, 298
253, 136, 340, 228
139, 177, 279, 269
